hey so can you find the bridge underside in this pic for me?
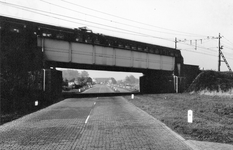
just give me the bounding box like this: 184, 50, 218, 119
46, 61, 175, 94
47, 61, 147, 73
41, 37, 178, 94
39, 38, 176, 71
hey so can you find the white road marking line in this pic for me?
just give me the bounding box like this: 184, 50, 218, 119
85, 101, 96, 124
85, 115, 90, 124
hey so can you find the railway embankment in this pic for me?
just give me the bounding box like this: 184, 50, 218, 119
188, 70, 233, 96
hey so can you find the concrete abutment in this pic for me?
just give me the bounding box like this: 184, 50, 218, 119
140, 70, 175, 94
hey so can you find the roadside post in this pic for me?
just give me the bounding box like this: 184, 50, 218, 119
131, 94, 134, 99
188, 110, 193, 123
35, 100, 39, 106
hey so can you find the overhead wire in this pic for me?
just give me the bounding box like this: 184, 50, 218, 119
1, 1, 218, 45
224, 46, 233, 50
177, 41, 233, 60
180, 49, 217, 57
0, 1, 174, 42
60, 0, 211, 37
0, 6, 149, 37
222, 41, 233, 49
223, 37, 233, 46
1, 1, 231, 60
176, 40, 218, 53
0, 15, 152, 39
176, 36, 232, 60
0, 5, 219, 58
39, 0, 206, 37
179, 43, 219, 57
221, 41, 233, 56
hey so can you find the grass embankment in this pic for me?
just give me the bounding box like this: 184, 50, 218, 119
188, 71, 233, 96
125, 94, 233, 144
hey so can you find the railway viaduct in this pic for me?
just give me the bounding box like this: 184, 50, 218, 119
1, 16, 199, 95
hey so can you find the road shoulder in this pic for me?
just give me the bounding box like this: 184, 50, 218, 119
123, 96, 233, 150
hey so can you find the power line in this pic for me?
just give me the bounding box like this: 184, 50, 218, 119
176, 40, 218, 53
224, 47, 233, 51
175, 37, 231, 61
2, 1, 231, 61
176, 35, 233, 61
2, 13, 156, 39
179, 42, 219, 56
39, 0, 207, 37
1, 6, 221, 58
223, 37, 233, 46
60, 0, 210, 37
222, 41, 233, 49
1, 1, 218, 44
181, 48, 233, 60
0, 1, 173, 42
177, 40, 233, 60
0, 4, 148, 37
180, 49, 219, 59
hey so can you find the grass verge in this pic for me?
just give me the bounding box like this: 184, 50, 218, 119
199, 89, 233, 98
0, 97, 64, 125
124, 93, 233, 144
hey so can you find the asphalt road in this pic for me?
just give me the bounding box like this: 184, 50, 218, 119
0, 85, 194, 150
83, 84, 114, 93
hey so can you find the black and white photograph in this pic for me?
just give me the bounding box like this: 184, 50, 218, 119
0, 0, 233, 149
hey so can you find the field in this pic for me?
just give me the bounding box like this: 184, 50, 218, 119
124, 93, 233, 144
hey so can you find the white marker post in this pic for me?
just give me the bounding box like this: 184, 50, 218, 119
131, 94, 134, 99
188, 110, 193, 123
35, 101, 38, 106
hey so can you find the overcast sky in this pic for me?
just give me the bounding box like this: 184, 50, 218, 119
1, 0, 233, 80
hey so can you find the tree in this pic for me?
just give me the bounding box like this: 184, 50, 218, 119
62, 79, 68, 86
117, 80, 124, 84
76, 76, 87, 86
81, 70, 89, 78
125, 75, 139, 84
87, 77, 93, 83
110, 77, 117, 84
69, 78, 75, 82
62, 70, 80, 81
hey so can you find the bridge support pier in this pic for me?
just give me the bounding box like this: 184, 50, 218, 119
140, 70, 174, 94
43, 69, 62, 103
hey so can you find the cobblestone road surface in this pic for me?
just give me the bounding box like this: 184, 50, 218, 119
0, 85, 194, 150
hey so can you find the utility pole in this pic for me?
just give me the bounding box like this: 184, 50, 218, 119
218, 33, 221, 72
175, 37, 177, 49
217, 33, 232, 72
